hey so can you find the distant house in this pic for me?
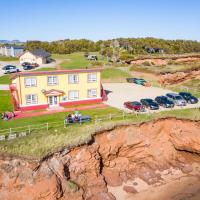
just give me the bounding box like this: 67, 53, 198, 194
11, 46, 25, 57
19, 49, 51, 65
0, 46, 5, 55
0, 45, 24, 57
145, 46, 164, 54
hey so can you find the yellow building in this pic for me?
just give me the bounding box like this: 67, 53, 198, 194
10, 68, 105, 111
19, 49, 51, 65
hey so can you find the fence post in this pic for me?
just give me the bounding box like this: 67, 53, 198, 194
9, 128, 12, 134
109, 113, 112, 120
46, 122, 49, 131
95, 115, 98, 124
28, 125, 31, 134
64, 120, 66, 128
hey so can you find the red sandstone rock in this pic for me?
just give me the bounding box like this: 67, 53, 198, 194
0, 118, 200, 199
123, 185, 138, 193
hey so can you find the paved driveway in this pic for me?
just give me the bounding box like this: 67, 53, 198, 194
0, 61, 58, 77
103, 83, 200, 112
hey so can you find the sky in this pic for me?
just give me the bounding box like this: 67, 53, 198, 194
1, 0, 200, 41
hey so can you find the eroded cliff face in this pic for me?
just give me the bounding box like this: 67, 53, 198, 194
0, 118, 200, 200
129, 55, 200, 66
158, 69, 200, 85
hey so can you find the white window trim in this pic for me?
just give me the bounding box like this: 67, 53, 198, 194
25, 94, 38, 105
24, 77, 37, 87
68, 90, 79, 100
68, 74, 79, 84
88, 89, 97, 98
88, 73, 97, 83
47, 76, 58, 86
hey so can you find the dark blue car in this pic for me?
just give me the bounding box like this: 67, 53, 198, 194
179, 92, 198, 104
140, 98, 159, 110
155, 96, 174, 108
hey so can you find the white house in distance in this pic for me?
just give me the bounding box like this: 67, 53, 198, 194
19, 49, 51, 65
0, 46, 24, 57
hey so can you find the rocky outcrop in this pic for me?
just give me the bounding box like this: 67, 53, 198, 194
0, 118, 200, 200
127, 54, 200, 66
158, 69, 200, 85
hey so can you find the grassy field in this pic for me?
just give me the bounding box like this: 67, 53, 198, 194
169, 78, 200, 97
130, 63, 200, 75
0, 56, 18, 61
52, 52, 106, 69
102, 68, 130, 82
0, 75, 11, 84
0, 90, 13, 112
33, 67, 56, 71
0, 107, 200, 158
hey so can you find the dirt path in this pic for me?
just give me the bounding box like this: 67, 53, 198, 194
130, 70, 159, 81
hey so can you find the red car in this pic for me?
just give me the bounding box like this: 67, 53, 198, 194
124, 101, 145, 112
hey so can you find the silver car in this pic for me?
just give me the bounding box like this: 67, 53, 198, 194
2, 65, 20, 74
166, 93, 187, 106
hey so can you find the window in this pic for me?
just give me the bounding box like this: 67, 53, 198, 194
68, 90, 79, 100
47, 76, 58, 86
25, 94, 37, 105
68, 74, 79, 84
25, 77, 37, 87
88, 73, 97, 83
88, 89, 97, 98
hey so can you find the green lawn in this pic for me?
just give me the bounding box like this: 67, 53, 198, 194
0, 90, 13, 112
169, 78, 200, 98
33, 67, 56, 71
52, 52, 106, 70
102, 68, 130, 82
0, 75, 11, 84
0, 56, 18, 61
0, 107, 200, 159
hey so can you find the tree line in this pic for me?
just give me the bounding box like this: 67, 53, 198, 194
25, 37, 200, 59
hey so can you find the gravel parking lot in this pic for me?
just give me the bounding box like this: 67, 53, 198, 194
103, 83, 200, 112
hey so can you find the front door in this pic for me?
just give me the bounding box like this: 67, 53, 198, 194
48, 96, 58, 107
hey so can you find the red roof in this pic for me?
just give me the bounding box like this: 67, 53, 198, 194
43, 89, 65, 96
11, 68, 103, 80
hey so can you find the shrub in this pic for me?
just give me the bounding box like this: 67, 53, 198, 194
91, 61, 103, 66
120, 52, 135, 61
67, 180, 79, 192
167, 60, 175, 65
142, 61, 151, 66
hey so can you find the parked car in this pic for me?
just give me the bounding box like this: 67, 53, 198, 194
22, 62, 39, 67
23, 65, 33, 70
65, 113, 91, 124
166, 93, 187, 106
179, 92, 199, 104
140, 98, 159, 110
2, 65, 20, 74
127, 78, 146, 85
87, 55, 98, 61
124, 101, 145, 112
22, 62, 31, 66
155, 96, 174, 108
